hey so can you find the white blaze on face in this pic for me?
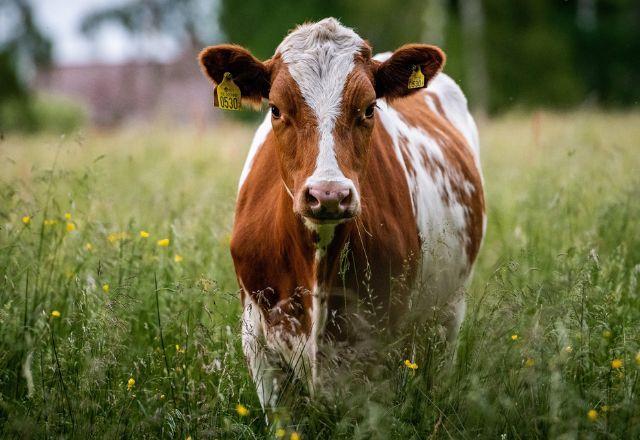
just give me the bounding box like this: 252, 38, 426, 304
276, 18, 362, 196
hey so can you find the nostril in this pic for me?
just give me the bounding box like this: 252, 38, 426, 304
305, 188, 320, 208
339, 190, 353, 209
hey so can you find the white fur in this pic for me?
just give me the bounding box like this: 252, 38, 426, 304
241, 287, 314, 411
303, 219, 337, 259
426, 74, 481, 156
240, 291, 280, 410
276, 18, 361, 203
372, 51, 392, 62
308, 282, 328, 391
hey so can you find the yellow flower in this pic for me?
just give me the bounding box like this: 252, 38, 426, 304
127, 377, 135, 391
44, 219, 57, 226
601, 405, 609, 413
525, 358, 535, 367
587, 409, 598, 422
611, 359, 623, 369
404, 359, 418, 370
22, 215, 31, 225
51, 310, 61, 318
635, 352, 640, 366
85, 243, 93, 251
64, 212, 71, 220
235, 403, 249, 416
174, 254, 183, 263
140, 230, 150, 238
602, 330, 612, 339
275, 428, 286, 438
157, 238, 170, 247
511, 334, 519, 341
175, 344, 185, 354
564, 346, 573, 353
66, 222, 76, 232
102, 284, 110, 293
290, 432, 301, 440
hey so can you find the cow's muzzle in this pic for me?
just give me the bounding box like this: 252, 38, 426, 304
296, 180, 360, 223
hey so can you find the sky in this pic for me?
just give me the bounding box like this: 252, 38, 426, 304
33, 0, 180, 65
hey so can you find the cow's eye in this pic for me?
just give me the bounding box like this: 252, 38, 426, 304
270, 105, 281, 119
364, 103, 376, 119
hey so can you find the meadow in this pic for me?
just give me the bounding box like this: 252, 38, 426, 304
1, 111, 639, 439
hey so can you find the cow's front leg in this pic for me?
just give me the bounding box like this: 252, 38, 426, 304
241, 298, 284, 413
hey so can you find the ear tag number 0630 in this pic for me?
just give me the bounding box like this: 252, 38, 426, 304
408, 65, 425, 89
216, 72, 241, 111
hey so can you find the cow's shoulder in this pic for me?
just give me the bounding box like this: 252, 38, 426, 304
232, 126, 315, 303
424, 73, 479, 155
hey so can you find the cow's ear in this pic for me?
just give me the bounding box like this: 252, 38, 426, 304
198, 44, 271, 108
373, 44, 445, 100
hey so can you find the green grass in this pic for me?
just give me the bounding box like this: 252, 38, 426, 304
1, 111, 639, 439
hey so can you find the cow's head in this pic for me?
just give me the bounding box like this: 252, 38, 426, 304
199, 18, 444, 227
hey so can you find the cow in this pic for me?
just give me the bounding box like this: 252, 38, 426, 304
198, 17, 486, 412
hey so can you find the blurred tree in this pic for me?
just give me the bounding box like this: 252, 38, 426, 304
574, 0, 640, 107
0, 0, 52, 131
78, 0, 640, 114
218, 0, 429, 59
459, 0, 489, 114
480, 0, 586, 112
80, 0, 219, 51
0, 0, 51, 100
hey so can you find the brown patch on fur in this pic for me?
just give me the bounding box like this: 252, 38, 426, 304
394, 133, 419, 212
390, 90, 485, 265
425, 91, 447, 119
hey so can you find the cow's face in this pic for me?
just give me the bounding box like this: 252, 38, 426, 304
199, 18, 445, 227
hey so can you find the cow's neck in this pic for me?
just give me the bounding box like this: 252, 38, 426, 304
277, 186, 349, 286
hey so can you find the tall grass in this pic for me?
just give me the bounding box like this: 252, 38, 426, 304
0, 111, 639, 438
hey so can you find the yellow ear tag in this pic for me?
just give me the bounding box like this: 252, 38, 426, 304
215, 72, 241, 111
408, 65, 425, 89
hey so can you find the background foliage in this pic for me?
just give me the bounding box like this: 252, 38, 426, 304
1, 112, 639, 438
81, 0, 640, 112
2, 0, 640, 133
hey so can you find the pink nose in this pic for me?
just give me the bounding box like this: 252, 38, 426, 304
302, 181, 356, 220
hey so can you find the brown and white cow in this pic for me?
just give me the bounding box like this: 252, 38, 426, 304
199, 18, 485, 411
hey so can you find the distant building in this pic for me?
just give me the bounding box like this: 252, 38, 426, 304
34, 51, 218, 127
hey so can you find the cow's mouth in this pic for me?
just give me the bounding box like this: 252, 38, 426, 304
301, 210, 357, 225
